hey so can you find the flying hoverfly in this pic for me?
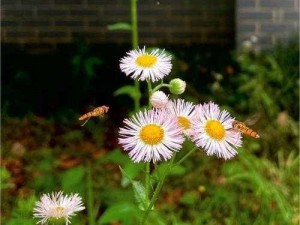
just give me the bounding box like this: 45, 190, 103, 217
79, 105, 109, 126
232, 121, 260, 138
232, 114, 260, 138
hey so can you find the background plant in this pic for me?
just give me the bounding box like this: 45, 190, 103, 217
1, 1, 299, 224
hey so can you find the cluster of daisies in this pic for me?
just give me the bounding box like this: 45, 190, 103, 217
32, 47, 243, 225
118, 47, 243, 163
119, 99, 242, 163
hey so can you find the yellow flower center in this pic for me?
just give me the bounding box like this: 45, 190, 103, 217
177, 116, 190, 130
140, 124, 164, 145
205, 120, 225, 141
51, 206, 66, 219
136, 54, 157, 67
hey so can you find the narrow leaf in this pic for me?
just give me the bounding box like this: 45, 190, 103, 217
132, 181, 148, 210
121, 161, 144, 187
119, 166, 149, 211
114, 85, 140, 100
98, 202, 137, 224
107, 22, 132, 31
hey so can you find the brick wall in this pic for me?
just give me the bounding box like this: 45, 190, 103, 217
236, 0, 299, 48
1, 0, 234, 46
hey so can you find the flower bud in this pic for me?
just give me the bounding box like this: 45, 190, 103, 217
150, 91, 169, 108
169, 78, 186, 95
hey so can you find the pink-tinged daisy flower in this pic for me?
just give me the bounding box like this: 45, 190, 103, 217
191, 102, 242, 160
33, 191, 85, 225
150, 91, 169, 109
118, 109, 184, 163
165, 99, 196, 137
119, 47, 172, 82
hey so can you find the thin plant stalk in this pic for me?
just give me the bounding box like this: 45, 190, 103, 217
152, 83, 170, 93
130, 0, 140, 112
147, 79, 153, 106
145, 162, 151, 202
87, 160, 95, 225
131, 0, 138, 49
174, 147, 197, 166
141, 155, 177, 225
145, 79, 153, 203
141, 147, 198, 224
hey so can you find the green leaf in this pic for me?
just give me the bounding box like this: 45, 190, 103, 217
153, 163, 186, 181
132, 181, 148, 210
61, 166, 85, 195
114, 85, 140, 100
98, 148, 129, 165
1, 167, 14, 189
6, 195, 37, 225
169, 164, 187, 176
107, 22, 132, 31
119, 166, 149, 211
98, 202, 138, 224
84, 57, 102, 78
121, 161, 144, 187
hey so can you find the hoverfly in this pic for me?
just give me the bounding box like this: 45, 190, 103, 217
79, 105, 109, 126
232, 121, 260, 138
232, 114, 260, 138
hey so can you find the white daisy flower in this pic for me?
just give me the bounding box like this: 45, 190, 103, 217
191, 102, 242, 160
165, 99, 196, 137
118, 109, 184, 163
119, 47, 172, 82
150, 91, 169, 109
33, 191, 85, 225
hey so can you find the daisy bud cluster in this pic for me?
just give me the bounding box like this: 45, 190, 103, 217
119, 46, 244, 163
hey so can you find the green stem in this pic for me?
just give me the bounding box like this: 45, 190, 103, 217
134, 79, 141, 112
141, 155, 176, 225
152, 83, 170, 93
145, 162, 151, 202
131, 0, 140, 111
87, 161, 95, 225
131, 0, 138, 49
174, 147, 197, 166
144, 79, 153, 201
147, 79, 153, 107
147, 79, 153, 93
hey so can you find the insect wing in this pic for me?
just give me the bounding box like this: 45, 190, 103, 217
244, 113, 261, 126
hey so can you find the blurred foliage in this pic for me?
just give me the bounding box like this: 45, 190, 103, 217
1, 166, 15, 190
5, 195, 37, 225
1, 39, 299, 225
1, 41, 128, 121
71, 38, 103, 79
173, 39, 299, 159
